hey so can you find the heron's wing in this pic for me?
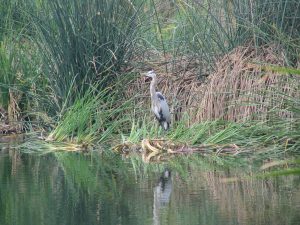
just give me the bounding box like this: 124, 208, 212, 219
152, 104, 161, 120
159, 99, 171, 123
156, 92, 165, 101
156, 92, 171, 123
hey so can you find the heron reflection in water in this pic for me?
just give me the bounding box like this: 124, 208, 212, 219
153, 169, 172, 225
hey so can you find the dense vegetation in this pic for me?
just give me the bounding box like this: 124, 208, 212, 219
0, 0, 299, 163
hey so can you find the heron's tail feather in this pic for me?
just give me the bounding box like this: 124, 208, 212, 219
161, 121, 170, 131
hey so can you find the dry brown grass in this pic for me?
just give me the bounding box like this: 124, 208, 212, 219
127, 44, 300, 124
195, 45, 299, 122
0, 89, 23, 134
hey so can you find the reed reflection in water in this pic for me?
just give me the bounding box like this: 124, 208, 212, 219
0, 147, 299, 225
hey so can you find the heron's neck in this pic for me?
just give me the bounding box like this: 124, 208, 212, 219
150, 77, 157, 99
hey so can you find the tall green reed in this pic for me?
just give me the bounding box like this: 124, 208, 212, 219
0, 38, 42, 126
0, 42, 14, 110
32, 0, 143, 116
148, 0, 300, 69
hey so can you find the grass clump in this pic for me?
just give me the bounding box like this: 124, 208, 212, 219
48, 76, 137, 144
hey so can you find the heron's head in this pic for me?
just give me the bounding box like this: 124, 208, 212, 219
144, 70, 156, 82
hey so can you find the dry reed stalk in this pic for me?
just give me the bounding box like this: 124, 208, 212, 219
195, 45, 299, 122
0, 89, 23, 134
126, 44, 299, 124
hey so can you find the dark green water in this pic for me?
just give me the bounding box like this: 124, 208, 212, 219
0, 147, 300, 225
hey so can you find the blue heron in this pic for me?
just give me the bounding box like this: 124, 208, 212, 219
145, 70, 171, 130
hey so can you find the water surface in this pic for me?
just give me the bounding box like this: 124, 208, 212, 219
0, 147, 299, 225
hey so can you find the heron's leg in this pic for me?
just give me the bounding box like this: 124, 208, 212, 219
161, 128, 168, 138
157, 124, 165, 138
156, 124, 160, 138
151, 120, 159, 138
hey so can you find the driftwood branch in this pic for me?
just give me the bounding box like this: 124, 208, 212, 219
113, 139, 240, 162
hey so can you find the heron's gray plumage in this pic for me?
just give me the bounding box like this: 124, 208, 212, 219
156, 92, 165, 101
145, 70, 171, 130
